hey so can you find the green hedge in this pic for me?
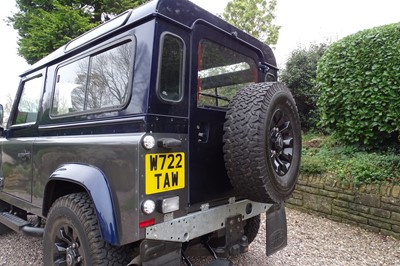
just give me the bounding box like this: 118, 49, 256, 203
280, 44, 327, 131
317, 23, 400, 147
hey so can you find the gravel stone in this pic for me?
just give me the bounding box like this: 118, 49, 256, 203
0, 208, 399, 265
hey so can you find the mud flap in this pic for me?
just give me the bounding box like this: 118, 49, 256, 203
266, 202, 287, 256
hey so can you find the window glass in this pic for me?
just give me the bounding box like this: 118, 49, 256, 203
53, 58, 89, 115
198, 40, 257, 108
158, 34, 184, 102
13, 76, 43, 125
87, 42, 132, 110
51, 40, 133, 116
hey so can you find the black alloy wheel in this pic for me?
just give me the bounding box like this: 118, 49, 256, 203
269, 108, 294, 176
43, 193, 133, 266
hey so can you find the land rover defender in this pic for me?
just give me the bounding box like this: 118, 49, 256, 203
0, 0, 301, 265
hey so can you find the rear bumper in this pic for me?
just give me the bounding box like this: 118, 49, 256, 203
145, 198, 272, 242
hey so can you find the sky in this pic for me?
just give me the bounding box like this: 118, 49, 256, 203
1, 0, 400, 107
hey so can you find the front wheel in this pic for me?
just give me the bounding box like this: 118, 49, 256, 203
43, 193, 132, 266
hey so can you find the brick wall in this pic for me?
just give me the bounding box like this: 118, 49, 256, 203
286, 175, 400, 239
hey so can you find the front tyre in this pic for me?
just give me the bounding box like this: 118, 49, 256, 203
43, 193, 132, 266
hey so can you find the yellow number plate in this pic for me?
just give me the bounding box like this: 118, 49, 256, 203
145, 153, 185, 194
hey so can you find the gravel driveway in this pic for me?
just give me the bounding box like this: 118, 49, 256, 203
0, 208, 399, 265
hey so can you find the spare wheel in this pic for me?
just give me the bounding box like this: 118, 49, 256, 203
223, 82, 301, 203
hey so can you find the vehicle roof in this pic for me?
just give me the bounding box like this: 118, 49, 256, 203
23, 0, 276, 76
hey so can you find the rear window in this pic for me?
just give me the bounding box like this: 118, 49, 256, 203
51, 40, 134, 116
157, 33, 185, 103
197, 40, 257, 108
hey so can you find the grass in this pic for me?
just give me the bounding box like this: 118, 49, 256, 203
301, 133, 400, 186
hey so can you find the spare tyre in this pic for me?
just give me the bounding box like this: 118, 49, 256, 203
223, 82, 301, 203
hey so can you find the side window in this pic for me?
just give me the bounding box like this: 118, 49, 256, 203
53, 58, 89, 115
157, 34, 185, 102
51, 40, 134, 116
13, 76, 43, 125
87, 43, 132, 110
197, 40, 257, 108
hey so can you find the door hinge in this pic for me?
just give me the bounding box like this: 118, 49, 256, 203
258, 62, 270, 73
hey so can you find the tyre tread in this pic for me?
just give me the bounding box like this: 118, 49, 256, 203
244, 215, 261, 245
45, 193, 132, 265
223, 82, 301, 203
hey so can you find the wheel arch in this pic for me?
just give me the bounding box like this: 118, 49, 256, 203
43, 163, 120, 245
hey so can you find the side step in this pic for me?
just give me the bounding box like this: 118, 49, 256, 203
0, 212, 30, 230
0, 212, 44, 237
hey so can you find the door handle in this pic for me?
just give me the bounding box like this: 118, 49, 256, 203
157, 138, 182, 149
17, 150, 31, 161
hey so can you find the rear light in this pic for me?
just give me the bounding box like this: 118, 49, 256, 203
142, 199, 156, 214
142, 135, 155, 150
139, 218, 155, 228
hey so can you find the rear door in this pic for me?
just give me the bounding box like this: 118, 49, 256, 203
189, 24, 260, 204
1, 70, 44, 202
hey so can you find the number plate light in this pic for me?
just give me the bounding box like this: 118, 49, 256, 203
159, 196, 180, 214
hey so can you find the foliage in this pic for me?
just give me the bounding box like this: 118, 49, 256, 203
317, 23, 400, 147
222, 0, 280, 47
8, 0, 147, 64
280, 44, 328, 131
302, 134, 400, 186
